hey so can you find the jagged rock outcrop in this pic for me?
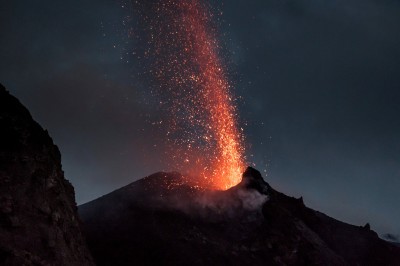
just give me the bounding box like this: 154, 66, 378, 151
0, 84, 94, 265
79, 167, 400, 265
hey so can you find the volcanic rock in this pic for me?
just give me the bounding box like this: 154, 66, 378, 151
79, 167, 400, 265
0, 84, 94, 265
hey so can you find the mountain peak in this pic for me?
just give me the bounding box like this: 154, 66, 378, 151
239, 166, 269, 194
79, 169, 400, 265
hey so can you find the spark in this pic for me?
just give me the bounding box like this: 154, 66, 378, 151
133, 0, 246, 189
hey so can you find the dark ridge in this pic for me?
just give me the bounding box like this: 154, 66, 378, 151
0, 84, 94, 265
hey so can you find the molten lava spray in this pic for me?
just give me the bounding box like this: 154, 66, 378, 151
133, 0, 246, 189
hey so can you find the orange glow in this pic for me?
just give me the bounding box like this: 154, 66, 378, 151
134, 0, 246, 189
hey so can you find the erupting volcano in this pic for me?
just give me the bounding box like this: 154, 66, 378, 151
133, 0, 246, 189
1, 83, 399, 266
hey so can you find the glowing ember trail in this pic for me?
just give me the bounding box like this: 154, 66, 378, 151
133, 0, 246, 189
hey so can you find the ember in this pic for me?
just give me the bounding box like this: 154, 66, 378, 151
133, 0, 246, 189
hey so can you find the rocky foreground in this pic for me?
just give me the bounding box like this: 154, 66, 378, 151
0, 84, 93, 265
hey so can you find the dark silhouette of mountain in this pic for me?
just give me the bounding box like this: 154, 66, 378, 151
0, 84, 94, 265
79, 167, 400, 265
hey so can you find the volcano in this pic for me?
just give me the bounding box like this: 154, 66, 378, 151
79, 168, 400, 266
1, 84, 399, 265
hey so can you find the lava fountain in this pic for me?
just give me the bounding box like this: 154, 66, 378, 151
133, 0, 246, 189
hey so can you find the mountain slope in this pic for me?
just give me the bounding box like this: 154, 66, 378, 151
79, 167, 400, 265
0, 84, 94, 265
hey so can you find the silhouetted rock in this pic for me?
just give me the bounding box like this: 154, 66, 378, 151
239, 166, 270, 193
79, 167, 400, 266
0, 84, 94, 265
364, 223, 371, 230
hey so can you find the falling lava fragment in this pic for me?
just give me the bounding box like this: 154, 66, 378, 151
133, 0, 246, 189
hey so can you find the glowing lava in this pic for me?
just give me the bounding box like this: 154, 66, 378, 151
133, 0, 246, 189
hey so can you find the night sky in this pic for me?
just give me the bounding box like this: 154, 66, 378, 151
1, 0, 399, 238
